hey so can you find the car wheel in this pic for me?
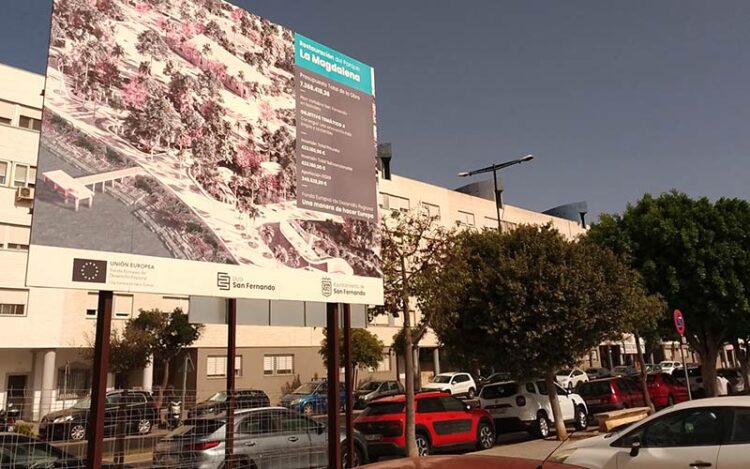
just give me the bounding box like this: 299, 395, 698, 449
343, 444, 365, 467
136, 418, 152, 435
574, 406, 588, 431
467, 388, 476, 399
476, 420, 495, 450
69, 424, 86, 441
415, 432, 431, 457
667, 394, 675, 406
303, 403, 314, 416
534, 412, 550, 439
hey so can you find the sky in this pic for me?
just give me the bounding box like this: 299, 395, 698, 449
2, 0, 750, 219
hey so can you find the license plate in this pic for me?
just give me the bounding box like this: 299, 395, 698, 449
588, 399, 601, 405
365, 434, 383, 442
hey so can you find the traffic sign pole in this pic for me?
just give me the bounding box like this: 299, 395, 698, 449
680, 337, 692, 401
674, 310, 691, 401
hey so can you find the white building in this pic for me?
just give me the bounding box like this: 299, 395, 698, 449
0, 63, 592, 419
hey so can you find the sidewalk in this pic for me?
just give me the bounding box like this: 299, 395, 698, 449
476, 431, 598, 461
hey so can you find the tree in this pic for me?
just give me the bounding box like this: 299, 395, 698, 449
136, 29, 167, 66
113, 308, 203, 408
379, 209, 453, 456
319, 328, 386, 386
424, 225, 648, 439
587, 192, 750, 397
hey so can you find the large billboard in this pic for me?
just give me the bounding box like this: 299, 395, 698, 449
27, 0, 382, 304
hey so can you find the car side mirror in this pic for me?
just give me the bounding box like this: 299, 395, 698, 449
630, 440, 641, 457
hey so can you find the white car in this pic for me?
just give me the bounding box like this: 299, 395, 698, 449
421, 372, 477, 398
479, 380, 588, 438
658, 361, 682, 374
550, 396, 750, 469
556, 368, 589, 390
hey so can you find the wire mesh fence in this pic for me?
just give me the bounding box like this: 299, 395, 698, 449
0, 387, 365, 468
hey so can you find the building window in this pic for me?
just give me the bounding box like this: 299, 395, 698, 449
483, 216, 498, 229
6, 243, 28, 251
57, 366, 92, 399
263, 355, 294, 376
207, 356, 242, 377
162, 296, 189, 313
0, 117, 11, 125
18, 115, 42, 132
382, 193, 410, 213
114, 295, 133, 319
0, 161, 8, 185
420, 202, 441, 220
0, 289, 28, 316
12, 164, 36, 188
457, 211, 475, 227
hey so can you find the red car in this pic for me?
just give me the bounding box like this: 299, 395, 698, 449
354, 391, 495, 460
576, 377, 645, 416
646, 372, 689, 408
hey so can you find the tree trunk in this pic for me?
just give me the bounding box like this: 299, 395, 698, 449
156, 359, 170, 410
545, 370, 567, 440
634, 333, 655, 414
732, 338, 749, 395
685, 333, 721, 398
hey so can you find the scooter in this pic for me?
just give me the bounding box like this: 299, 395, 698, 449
0, 403, 21, 432
166, 400, 182, 430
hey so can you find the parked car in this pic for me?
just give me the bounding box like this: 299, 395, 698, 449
354, 391, 495, 460
360, 454, 586, 469
644, 363, 661, 373
153, 407, 368, 468
39, 390, 158, 441
585, 367, 612, 380
611, 365, 639, 377
476, 372, 512, 392
550, 396, 750, 468
189, 389, 270, 418
421, 372, 477, 398
718, 368, 746, 394
354, 380, 403, 409
555, 368, 589, 390
672, 365, 704, 395
658, 360, 682, 374
0, 433, 125, 468
279, 380, 347, 415
645, 372, 689, 408
479, 380, 588, 438
0, 404, 20, 432
574, 377, 645, 418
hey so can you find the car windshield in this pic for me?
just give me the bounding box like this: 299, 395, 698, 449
292, 383, 319, 395
556, 369, 572, 376
687, 367, 702, 377
613, 366, 630, 373
578, 381, 612, 396
166, 419, 225, 440
362, 402, 405, 416
206, 392, 227, 402
358, 382, 381, 392
432, 375, 452, 384
72, 397, 91, 409
480, 382, 518, 399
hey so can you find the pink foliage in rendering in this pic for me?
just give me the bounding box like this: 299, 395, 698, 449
121, 78, 148, 108
235, 147, 261, 172
135, 2, 151, 14
259, 101, 275, 122
231, 8, 244, 24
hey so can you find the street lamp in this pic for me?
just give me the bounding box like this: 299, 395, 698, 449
458, 154, 534, 231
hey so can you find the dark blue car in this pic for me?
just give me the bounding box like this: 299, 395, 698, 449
279, 380, 347, 415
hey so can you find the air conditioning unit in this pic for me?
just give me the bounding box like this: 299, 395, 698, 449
15, 186, 34, 201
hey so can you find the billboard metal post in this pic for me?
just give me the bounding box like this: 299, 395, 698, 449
326, 303, 342, 469
225, 298, 238, 468
113, 389, 128, 468
86, 290, 113, 469
343, 304, 354, 468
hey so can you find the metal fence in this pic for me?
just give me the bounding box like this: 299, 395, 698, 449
0, 388, 363, 468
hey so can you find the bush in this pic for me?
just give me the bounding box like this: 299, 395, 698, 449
15, 423, 36, 438
281, 374, 302, 395
185, 222, 203, 234
134, 177, 153, 194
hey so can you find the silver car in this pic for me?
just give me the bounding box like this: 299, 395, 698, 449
152, 406, 367, 468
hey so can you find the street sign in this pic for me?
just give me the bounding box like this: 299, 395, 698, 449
674, 309, 686, 336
